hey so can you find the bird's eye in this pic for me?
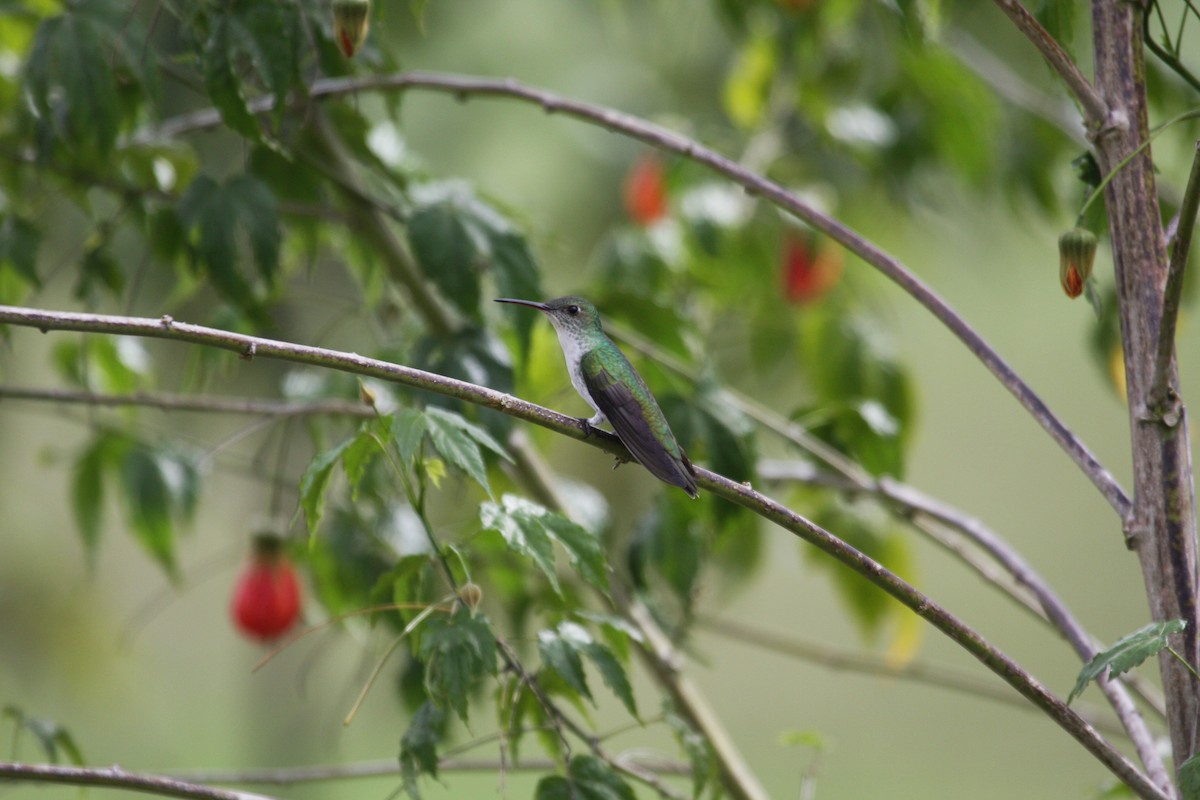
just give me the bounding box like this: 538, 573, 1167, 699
566, 305, 579, 316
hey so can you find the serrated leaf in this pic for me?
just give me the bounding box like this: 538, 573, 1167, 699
1180, 753, 1200, 800
203, 17, 260, 141
1070, 620, 1187, 703
299, 439, 352, 535
543, 514, 609, 594
177, 173, 279, 321
480, 495, 560, 594
391, 408, 429, 465
400, 700, 445, 781
74, 244, 125, 300
0, 215, 40, 286
567, 755, 636, 800
226, 174, 281, 283
71, 439, 109, 566
341, 426, 380, 499
418, 609, 498, 722
119, 445, 178, 578
425, 408, 491, 494
425, 406, 511, 461
232, 0, 297, 116
665, 708, 714, 800
582, 640, 637, 717
25, 10, 121, 158
408, 200, 482, 320
490, 232, 542, 364
535, 775, 573, 800
538, 625, 592, 701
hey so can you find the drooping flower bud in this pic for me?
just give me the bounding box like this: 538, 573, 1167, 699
458, 582, 483, 613
232, 532, 303, 642
333, 0, 371, 58
1059, 228, 1097, 299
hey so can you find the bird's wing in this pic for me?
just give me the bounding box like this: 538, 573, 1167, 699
581, 350, 698, 497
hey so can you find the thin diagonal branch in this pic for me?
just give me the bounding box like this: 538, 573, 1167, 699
0, 305, 1166, 800
132, 71, 1132, 522
0, 762, 274, 800
1148, 140, 1200, 420
990, 0, 1109, 125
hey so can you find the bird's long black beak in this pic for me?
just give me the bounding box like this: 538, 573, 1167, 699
494, 298, 550, 312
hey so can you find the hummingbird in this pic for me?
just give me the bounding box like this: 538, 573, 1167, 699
495, 296, 699, 498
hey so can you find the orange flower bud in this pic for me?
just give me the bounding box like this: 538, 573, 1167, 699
333, 0, 371, 58
1059, 228, 1097, 299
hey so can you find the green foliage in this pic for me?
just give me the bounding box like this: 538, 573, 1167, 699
0, 215, 40, 287
806, 501, 917, 641
1180, 753, 1200, 800
537, 621, 637, 716
3, 706, 85, 766
1070, 620, 1187, 703
177, 173, 281, 321
69, 432, 199, 579
417, 607, 499, 722
535, 755, 636, 800
399, 700, 446, 793
480, 494, 609, 596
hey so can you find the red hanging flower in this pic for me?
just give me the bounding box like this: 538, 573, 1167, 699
231, 534, 302, 642
782, 233, 842, 304
623, 155, 669, 226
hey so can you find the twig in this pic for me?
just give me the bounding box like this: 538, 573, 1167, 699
1147, 140, 1200, 422
0, 308, 1167, 800
0, 762, 274, 800
0, 386, 374, 417
698, 616, 1131, 738
130, 71, 1132, 522
171, 756, 690, 785
989, 0, 1109, 125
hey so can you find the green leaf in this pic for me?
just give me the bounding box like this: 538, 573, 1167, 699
582, 639, 637, 717
491, 232, 542, 364
233, 0, 298, 117
391, 408, 430, 465
666, 707, 714, 800
299, 439, 352, 535
74, 244, 124, 300
25, 10, 121, 158
568, 755, 637, 800
424, 406, 509, 494
3, 707, 86, 766
177, 173, 280, 321
411, 328, 516, 442
71, 434, 123, 567
1180, 753, 1200, 800
0, 215, 41, 287
480, 495, 560, 594
1070, 620, 1187, 703
543, 514, 610, 594
535, 775, 573, 800
807, 502, 914, 641
480, 495, 608, 596
418, 609, 498, 722
341, 426, 381, 499
400, 700, 445, 782
227, 174, 282, 284
118, 445, 178, 578
538, 624, 592, 701
203, 16, 260, 141
408, 198, 482, 320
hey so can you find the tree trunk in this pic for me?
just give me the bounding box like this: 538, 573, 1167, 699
1091, 0, 1200, 778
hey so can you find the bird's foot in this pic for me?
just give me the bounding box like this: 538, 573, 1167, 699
577, 417, 594, 438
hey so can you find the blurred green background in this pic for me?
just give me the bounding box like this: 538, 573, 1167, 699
1, 1, 1193, 798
